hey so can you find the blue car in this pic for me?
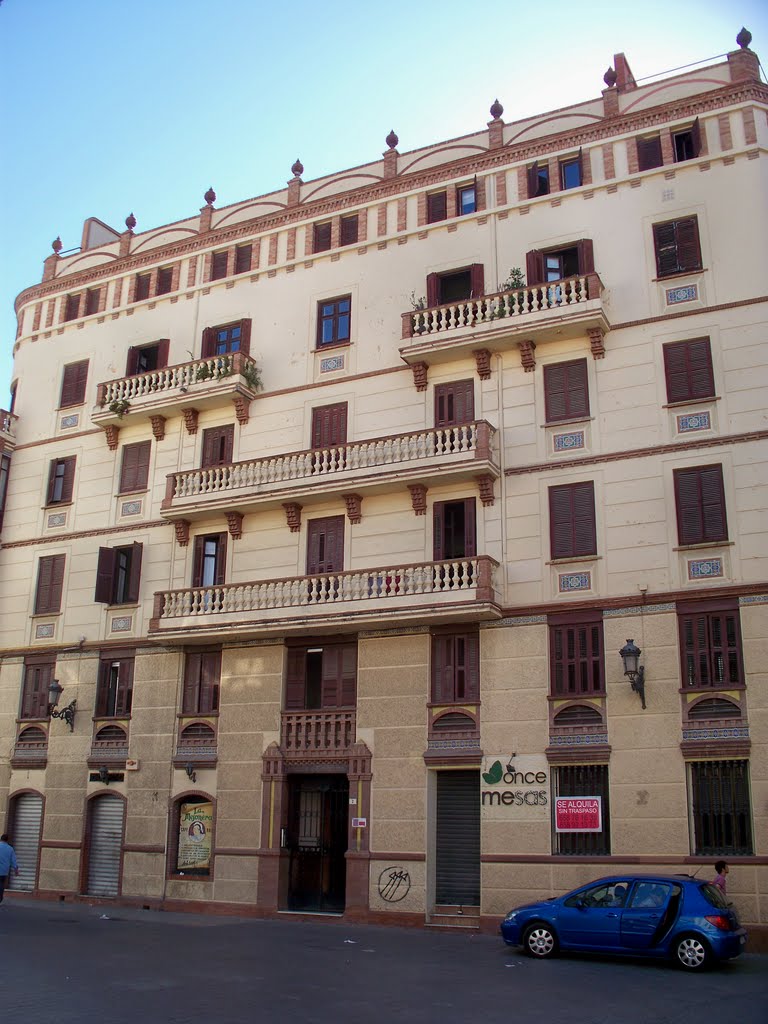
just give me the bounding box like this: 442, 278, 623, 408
500, 874, 746, 970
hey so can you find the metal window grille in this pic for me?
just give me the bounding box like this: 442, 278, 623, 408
688, 759, 753, 856
551, 763, 610, 855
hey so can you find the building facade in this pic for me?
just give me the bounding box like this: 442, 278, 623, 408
1, 31, 767, 943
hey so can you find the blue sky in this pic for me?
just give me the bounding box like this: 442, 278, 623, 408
1, 0, 765, 403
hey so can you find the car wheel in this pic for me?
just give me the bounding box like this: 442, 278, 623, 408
674, 934, 712, 971
523, 923, 558, 959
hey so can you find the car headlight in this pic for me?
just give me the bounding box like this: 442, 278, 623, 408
504, 911, 518, 922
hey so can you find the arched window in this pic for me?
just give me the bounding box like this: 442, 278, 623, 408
688, 697, 741, 721
553, 704, 603, 728
180, 722, 216, 746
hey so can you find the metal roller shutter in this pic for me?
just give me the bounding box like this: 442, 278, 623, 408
86, 795, 124, 897
8, 793, 43, 891
435, 770, 480, 905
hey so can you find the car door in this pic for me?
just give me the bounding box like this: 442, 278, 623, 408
620, 881, 678, 950
557, 881, 629, 950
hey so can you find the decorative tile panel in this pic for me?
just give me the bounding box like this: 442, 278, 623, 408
60, 413, 79, 429
111, 616, 133, 632
320, 355, 345, 373
120, 500, 142, 517
665, 284, 698, 305
35, 623, 55, 639
682, 726, 749, 741
548, 732, 609, 747
677, 411, 710, 433
47, 512, 67, 528
688, 557, 723, 580
558, 571, 592, 593
553, 430, 585, 453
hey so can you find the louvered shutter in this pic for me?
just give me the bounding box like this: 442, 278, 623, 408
432, 635, 455, 703
426, 272, 440, 308
575, 147, 584, 184
125, 347, 140, 376
675, 466, 726, 545
119, 441, 151, 493
156, 338, 170, 368
545, 359, 590, 420
60, 458, 75, 502
35, 555, 65, 614
21, 661, 54, 718
525, 249, 545, 286
191, 537, 205, 587
433, 502, 445, 561
321, 646, 342, 708
664, 338, 714, 403
469, 264, 485, 299
690, 117, 702, 158
94, 547, 116, 603
576, 239, 595, 275
676, 217, 702, 272
235, 245, 252, 274
199, 651, 221, 713
679, 612, 709, 686
653, 221, 679, 276
427, 192, 447, 223
339, 644, 357, 707
116, 659, 134, 716
436, 380, 475, 426
214, 534, 227, 585
201, 327, 216, 359
60, 360, 89, 407
550, 484, 595, 559
340, 215, 358, 246
125, 543, 143, 603
709, 611, 742, 686
285, 649, 306, 709
572, 482, 596, 556
95, 660, 111, 717
463, 498, 476, 557
201, 426, 234, 468
183, 653, 202, 712
544, 364, 567, 421
211, 251, 228, 279
527, 163, 539, 199
238, 318, 252, 356
637, 135, 662, 171
455, 633, 480, 701
700, 466, 727, 542
311, 403, 347, 448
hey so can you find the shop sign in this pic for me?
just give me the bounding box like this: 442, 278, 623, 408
177, 800, 214, 871
554, 796, 602, 832
480, 755, 550, 821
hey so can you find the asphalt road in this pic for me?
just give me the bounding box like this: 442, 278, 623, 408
1, 897, 766, 1024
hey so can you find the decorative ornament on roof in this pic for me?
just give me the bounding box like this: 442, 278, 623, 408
603, 66, 617, 87
204, 186, 216, 207
291, 158, 304, 178
736, 27, 752, 49
386, 129, 399, 150
125, 212, 137, 231
52, 236, 63, 254
489, 99, 503, 120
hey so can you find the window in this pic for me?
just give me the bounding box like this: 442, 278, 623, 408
663, 338, 715, 404
171, 795, 214, 877
560, 152, 583, 190
673, 464, 727, 545
201, 425, 234, 468
119, 441, 151, 493
316, 296, 351, 347
431, 632, 479, 703
211, 250, 228, 280
433, 498, 476, 560
434, 380, 474, 427
34, 554, 65, 614
307, 516, 344, 575
652, 216, 702, 277
156, 266, 173, 295
526, 240, 594, 285
182, 650, 221, 714
85, 288, 101, 316
285, 643, 357, 710
678, 602, 743, 688
426, 265, 485, 306
46, 456, 75, 505
552, 764, 610, 855
95, 543, 143, 605
192, 533, 227, 587
0, 452, 10, 530
126, 339, 169, 376
201, 320, 251, 358
20, 658, 55, 719
340, 215, 359, 246
457, 184, 476, 216
234, 244, 252, 274
637, 134, 663, 171
549, 481, 596, 559
313, 222, 332, 253
543, 359, 590, 422
59, 359, 89, 408
673, 119, 701, 162
134, 273, 151, 301
311, 403, 347, 449
427, 191, 448, 224
95, 653, 134, 717
549, 614, 604, 696
527, 161, 549, 198
64, 294, 81, 322
688, 760, 753, 855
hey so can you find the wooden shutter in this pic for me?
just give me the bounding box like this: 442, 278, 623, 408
572, 481, 596, 556
463, 498, 476, 557
94, 547, 116, 603
321, 646, 342, 707
155, 338, 170, 368
311, 403, 348, 448
654, 218, 701, 277
653, 221, 678, 276
340, 215, 358, 246
201, 327, 216, 359
676, 217, 702, 273
125, 542, 143, 603
459, 633, 480, 701
432, 634, 456, 703
125, 347, 140, 376
183, 653, 202, 713
156, 267, 173, 294
690, 117, 702, 158
235, 245, 252, 274
575, 239, 595, 275
663, 338, 714, 403
21, 661, 54, 719
525, 249, 545, 286
550, 482, 596, 559
544, 360, 589, 421
527, 162, 539, 199
674, 465, 727, 545
119, 441, 151, 493
199, 651, 221, 712
201, 425, 235, 468
284, 649, 307, 709
469, 264, 485, 299
95, 660, 111, 717
213, 534, 227, 585
116, 659, 134, 715
426, 272, 440, 308
433, 502, 445, 561
314, 223, 332, 252
47, 457, 75, 504
60, 360, 89, 407
435, 380, 474, 427
192, 536, 205, 587
238, 318, 252, 356
637, 135, 663, 171
306, 516, 344, 574
211, 251, 228, 279
35, 554, 65, 614
575, 148, 584, 185
427, 192, 447, 223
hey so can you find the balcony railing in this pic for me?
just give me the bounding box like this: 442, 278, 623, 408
162, 421, 496, 513
282, 710, 355, 752
0, 409, 17, 443
150, 556, 500, 633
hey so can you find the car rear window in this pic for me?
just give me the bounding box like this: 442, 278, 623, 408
700, 883, 728, 909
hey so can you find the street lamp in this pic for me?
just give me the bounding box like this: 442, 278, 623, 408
619, 639, 646, 710
47, 679, 77, 732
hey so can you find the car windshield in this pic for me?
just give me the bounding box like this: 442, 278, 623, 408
700, 882, 728, 909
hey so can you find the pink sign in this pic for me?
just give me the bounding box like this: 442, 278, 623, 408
554, 796, 602, 833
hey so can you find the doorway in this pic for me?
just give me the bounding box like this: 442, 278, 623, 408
286, 774, 349, 913
435, 770, 480, 906
84, 793, 125, 897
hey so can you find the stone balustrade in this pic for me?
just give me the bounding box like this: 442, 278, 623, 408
282, 710, 356, 752
96, 351, 260, 407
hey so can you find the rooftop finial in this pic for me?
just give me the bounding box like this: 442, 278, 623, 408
736, 26, 752, 49
125, 212, 136, 231
291, 158, 304, 178
204, 186, 216, 207
490, 99, 503, 120
52, 236, 63, 254
603, 66, 617, 87
386, 129, 399, 150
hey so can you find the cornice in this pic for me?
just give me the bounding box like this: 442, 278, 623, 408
14, 81, 767, 312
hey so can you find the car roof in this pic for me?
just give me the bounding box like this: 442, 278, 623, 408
579, 874, 702, 887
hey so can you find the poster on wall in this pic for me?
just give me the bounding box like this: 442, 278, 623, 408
554, 796, 602, 833
177, 800, 214, 872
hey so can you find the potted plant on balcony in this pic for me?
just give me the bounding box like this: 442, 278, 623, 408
409, 292, 428, 335
108, 398, 131, 417
240, 362, 262, 392
491, 267, 527, 318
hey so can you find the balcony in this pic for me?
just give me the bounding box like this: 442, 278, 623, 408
282, 710, 355, 753
0, 409, 17, 450
400, 274, 609, 369
150, 556, 501, 639
91, 352, 261, 430
161, 421, 498, 520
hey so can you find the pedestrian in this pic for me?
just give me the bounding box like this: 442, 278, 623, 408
712, 860, 729, 895
0, 833, 20, 903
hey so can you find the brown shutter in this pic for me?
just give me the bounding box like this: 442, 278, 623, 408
544, 364, 567, 422
311, 403, 348, 448
435, 380, 475, 427
183, 653, 202, 713
125, 347, 140, 376
313, 223, 332, 252
433, 502, 444, 561
653, 221, 678, 276
201, 327, 216, 359
464, 634, 480, 700
426, 272, 440, 308
94, 547, 116, 603
60, 360, 89, 407
214, 534, 227, 585
46, 460, 58, 504
126, 542, 143, 603
676, 217, 701, 272
550, 482, 595, 559
59, 457, 75, 503
156, 338, 170, 368
35, 554, 65, 614
211, 251, 228, 279
238, 318, 252, 356
572, 481, 596, 555
663, 338, 714, 403
192, 536, 205, 587
235, 244, 252, 274
201, 425, 234, 468
575, 239, 594, 274
321, 646, 342, 708
575, 147, 584, 185
527, 163, 539, 199
339, 644, 357, 707
285, 649, 306, 709
431, 635, 455, 703
306, 517, 343, 574
700, 466, 728, 542
95, 660, 110, 717
690, 117, 702, 158
340, 215, 359, 246
22, 661, 54, 719
469, 264, 485, 299
525, 249, 545, 286
427, 192, 447, 223
116, 658, 134, 716
199, 651, 221, 712
463, 498, 476, 557
637, 135, 663, 171
674, 466, 727, 545
545, 359, 590, 421
119, 441, 151, 493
